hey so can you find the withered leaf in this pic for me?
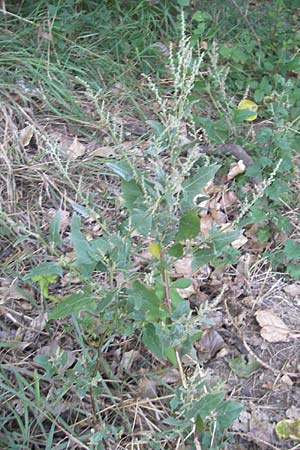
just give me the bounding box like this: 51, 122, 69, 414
255, 309, 290, 343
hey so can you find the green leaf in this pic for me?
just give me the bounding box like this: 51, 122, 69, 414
142, 323, 177, 364
171, 278, 192, 289
127, 281, 165, 321
287, 264, 300, 280
191, 392, 224, 420
164, 346, 177, 365
168, 243, 184, 257
210, 229, 240, 253
106, 161, 133, 181
232, 108, 257, 124
176, 209, 200, 241
49, 210, 63, 245
71, 214, 96, 266
286, 58, 300, 72
24, 262, 63, 281
169, 287, 185, 309
198, 118, 229, 143
121, 180, 144, 211
217, 400, 244, 429
130, 209, 152, 236
182, 165, 219, 209
49, 292, 96, 319
142, 323, 165, 359
228, 354, 260, 378
192, 246, 215, 269
284, 240, 300, 260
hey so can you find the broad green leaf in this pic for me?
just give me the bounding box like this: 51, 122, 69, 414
130, 209, 152, 236
142, 323, 177, 365
106, 161, 133, 181
127, 281, 164, 321
71, 214, 96, 266
164, 346, 177, 365
217, 400, 244, 429
210, 229, 240, 252
168, 243, 184, 257
284, 240, 300, 260
198, 118, 228, 143
121, 180, 144, 211
228, 354, 260, 378
286, 58, 300, 72
182, 165, 219, 209
171, 278, 192, 289
49, 292, 96, 320
176, 209, 200, 241
287, 264, 300, 280
232, 108, 257, 124
191, 392, 224, 420
192, 246, 215, 269
169, 287, 185, 309
276, 419, 300, 440
49, 210, 63, 245
142, 323, 165, 359
24, 262, 63, 281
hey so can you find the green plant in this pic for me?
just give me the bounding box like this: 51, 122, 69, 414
20, 18, 243, 447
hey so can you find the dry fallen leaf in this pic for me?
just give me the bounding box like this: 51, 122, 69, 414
200, 211, 213, 238
197, 330, 225, 361
284, 284, 300, 297
67, 136, 85, 159
220, 191, 238, 209
227, 160, 246, 181
174, 257, 193, 277
255, 309, 290, 343
177, 284, 195, 299
231, 234, 248, 249
19, 125, 34, 147
138, 376, 157, 398
88, 146, 116, 158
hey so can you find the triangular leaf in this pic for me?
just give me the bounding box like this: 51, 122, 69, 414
176, 209, 200, 241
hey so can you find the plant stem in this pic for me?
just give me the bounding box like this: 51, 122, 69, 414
160, 250, 187, 388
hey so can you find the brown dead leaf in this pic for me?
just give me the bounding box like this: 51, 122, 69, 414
231, 234, 248, 249
157, 368, 179, 384
284, 284, 300, 297
177, 284, 195, 299
88, 146, 116, 158
174, 257, 193, 277
203, 180, 220, 195
67, 136, 85, 159
200, 40, 208, 50
255, 309, 290, 343
200, 211, 213, 238
197, 330, 225, 361
248, 410, 275, 450
220, 191, 238, 210
118, 350, 140, 374
19, 125, 33, 147
138, 376, 157, 398
227, 160, 246, 181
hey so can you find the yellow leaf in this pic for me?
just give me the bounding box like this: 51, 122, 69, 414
238, 99, 258, 121
148, 242, 162, 258
275, 419, 300, 440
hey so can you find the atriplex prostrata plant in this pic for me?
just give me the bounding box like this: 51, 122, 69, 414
24, 16, 244, 448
